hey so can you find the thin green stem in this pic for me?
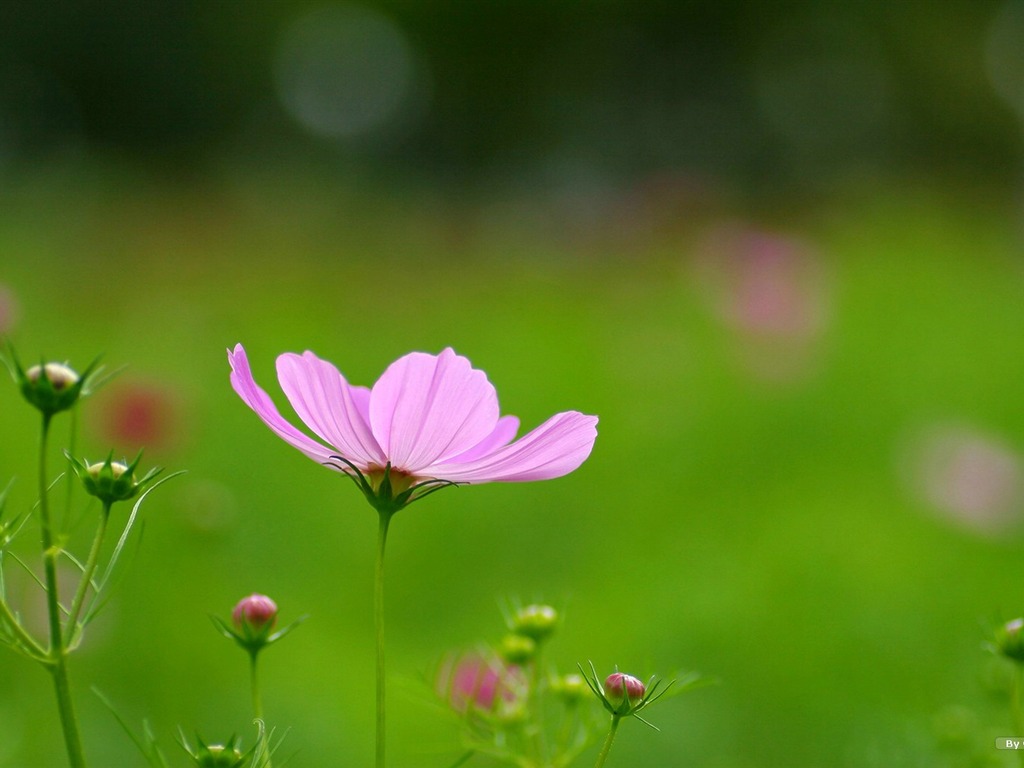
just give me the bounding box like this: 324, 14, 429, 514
50, 658, 87, 768
533, 650, 550, 763
62, 409, 79, 531
250, 651, 272, 768
64, 502, 111, 647
375, 510, 392, 768
592, 715, 621, 768
250, 652, 264, 722
39, 415, 62, 650
38, 413, 87, 768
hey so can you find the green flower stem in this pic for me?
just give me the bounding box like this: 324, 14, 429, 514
375, 510, 393, 768
525, 653, 547, 765
592, 715, 621, 768
63, 501, 111, 646
250, 651, 272, 768
250, 652, 264, 722
38, 413, 88, 768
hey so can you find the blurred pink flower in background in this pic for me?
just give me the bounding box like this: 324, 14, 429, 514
692, 224, 830, 381
91, 379, 183, 457
437, 651, 525, 715
901, 423, 1024, 537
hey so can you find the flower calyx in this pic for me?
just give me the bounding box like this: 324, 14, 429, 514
66, 451, 162, 507
323, 457, 460, 516
180, 732, 248, 768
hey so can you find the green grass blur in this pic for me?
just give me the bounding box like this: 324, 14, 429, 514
2, 166, 1024, 768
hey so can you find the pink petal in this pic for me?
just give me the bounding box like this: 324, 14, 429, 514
369, 348, 500, 472
425, 411, 598, 483
445, 415, 520, 464
276, 352, 385, 469
227, 344, 339, 466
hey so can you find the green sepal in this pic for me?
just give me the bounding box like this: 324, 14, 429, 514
212, 613, 308, 656
322, 456, 460, 516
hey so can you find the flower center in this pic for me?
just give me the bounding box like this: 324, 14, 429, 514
365, 464, 416, 496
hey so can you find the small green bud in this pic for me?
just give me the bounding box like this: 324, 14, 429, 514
85, 461, 132, 499
68, 453, 161, 506
499, 633, 536, 665
20, 362, 86, 415
550, 672, 589, 704
511, 604, 558, 642
183, 734, 247, 768
27, 362, 77, 389
194, 744, 245, 768
996, 618, 1024, 663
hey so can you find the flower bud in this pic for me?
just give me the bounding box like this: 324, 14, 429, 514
604, 672, 646, 713
84, 461, 132, 499
67, 453, 161, 507
996, 618, 1024, 663
499, 633, 536, 665
193, 744, 246, 768
233, 594, 278, 635
550, 672, 589, 704
511, 604, 558, 642
27, 362, 77, 389
214, 594, 302, 656
184, 734, 247, 768
19, 361, 87, 416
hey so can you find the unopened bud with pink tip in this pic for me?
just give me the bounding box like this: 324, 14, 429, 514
579, 661, 684, 722
233, 594, 278, 634
213, 593, 304, 656
604, 672, 646, 711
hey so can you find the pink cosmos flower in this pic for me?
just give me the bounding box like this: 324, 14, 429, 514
227, 344, 597, 500
437, 652, 526, 715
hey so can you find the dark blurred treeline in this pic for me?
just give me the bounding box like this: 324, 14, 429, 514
0, 0, 1021, 192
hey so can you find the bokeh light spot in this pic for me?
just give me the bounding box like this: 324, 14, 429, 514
986, 1, 1024, 119
273, 4, 424, 141
902, 423, 1024, 538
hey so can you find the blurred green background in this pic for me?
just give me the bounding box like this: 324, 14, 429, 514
3, 1, 1024, 766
